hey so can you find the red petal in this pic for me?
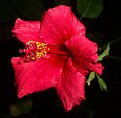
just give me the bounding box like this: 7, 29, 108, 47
72, 61, 89, 76
74, 61, 104, 76
11, 56, 66, 98
65, 35, 104, 75
66, 35, 98, 63
56, 58, 85, 111
12, 18, 41, 44
40, 5, 85, 45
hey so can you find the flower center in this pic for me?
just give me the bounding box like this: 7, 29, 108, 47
20, 41, 50, 61
20, 41, 71, 62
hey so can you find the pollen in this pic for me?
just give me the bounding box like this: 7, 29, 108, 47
20, 41, 50, 61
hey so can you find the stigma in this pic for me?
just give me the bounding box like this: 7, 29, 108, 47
20, 41, 50, 61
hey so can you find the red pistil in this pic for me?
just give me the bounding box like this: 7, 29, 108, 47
20, 41, 49, 61
20, 41, 70, 62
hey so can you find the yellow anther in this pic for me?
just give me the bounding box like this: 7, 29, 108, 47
22, 41, 50, 61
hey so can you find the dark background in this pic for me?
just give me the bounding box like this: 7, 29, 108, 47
0, 0, 121, 118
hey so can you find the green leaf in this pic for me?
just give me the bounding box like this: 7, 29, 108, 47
10, 104, 21, 117
77, 0, 103, 19
86, 72, 95, 86
9, 0, 44, 20
88, 110, 95, 118
98, 43, 110, 61
18, 99, 32, 113
96, 74, 108, 91
55, 0, 71, 5
10, 99, 32, 117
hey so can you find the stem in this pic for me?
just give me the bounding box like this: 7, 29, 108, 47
106, 55, 121, 61
110, 37, 121, 45
99, 37, 121, 52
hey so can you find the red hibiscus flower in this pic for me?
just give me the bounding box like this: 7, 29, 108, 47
11, 5, 104, 111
